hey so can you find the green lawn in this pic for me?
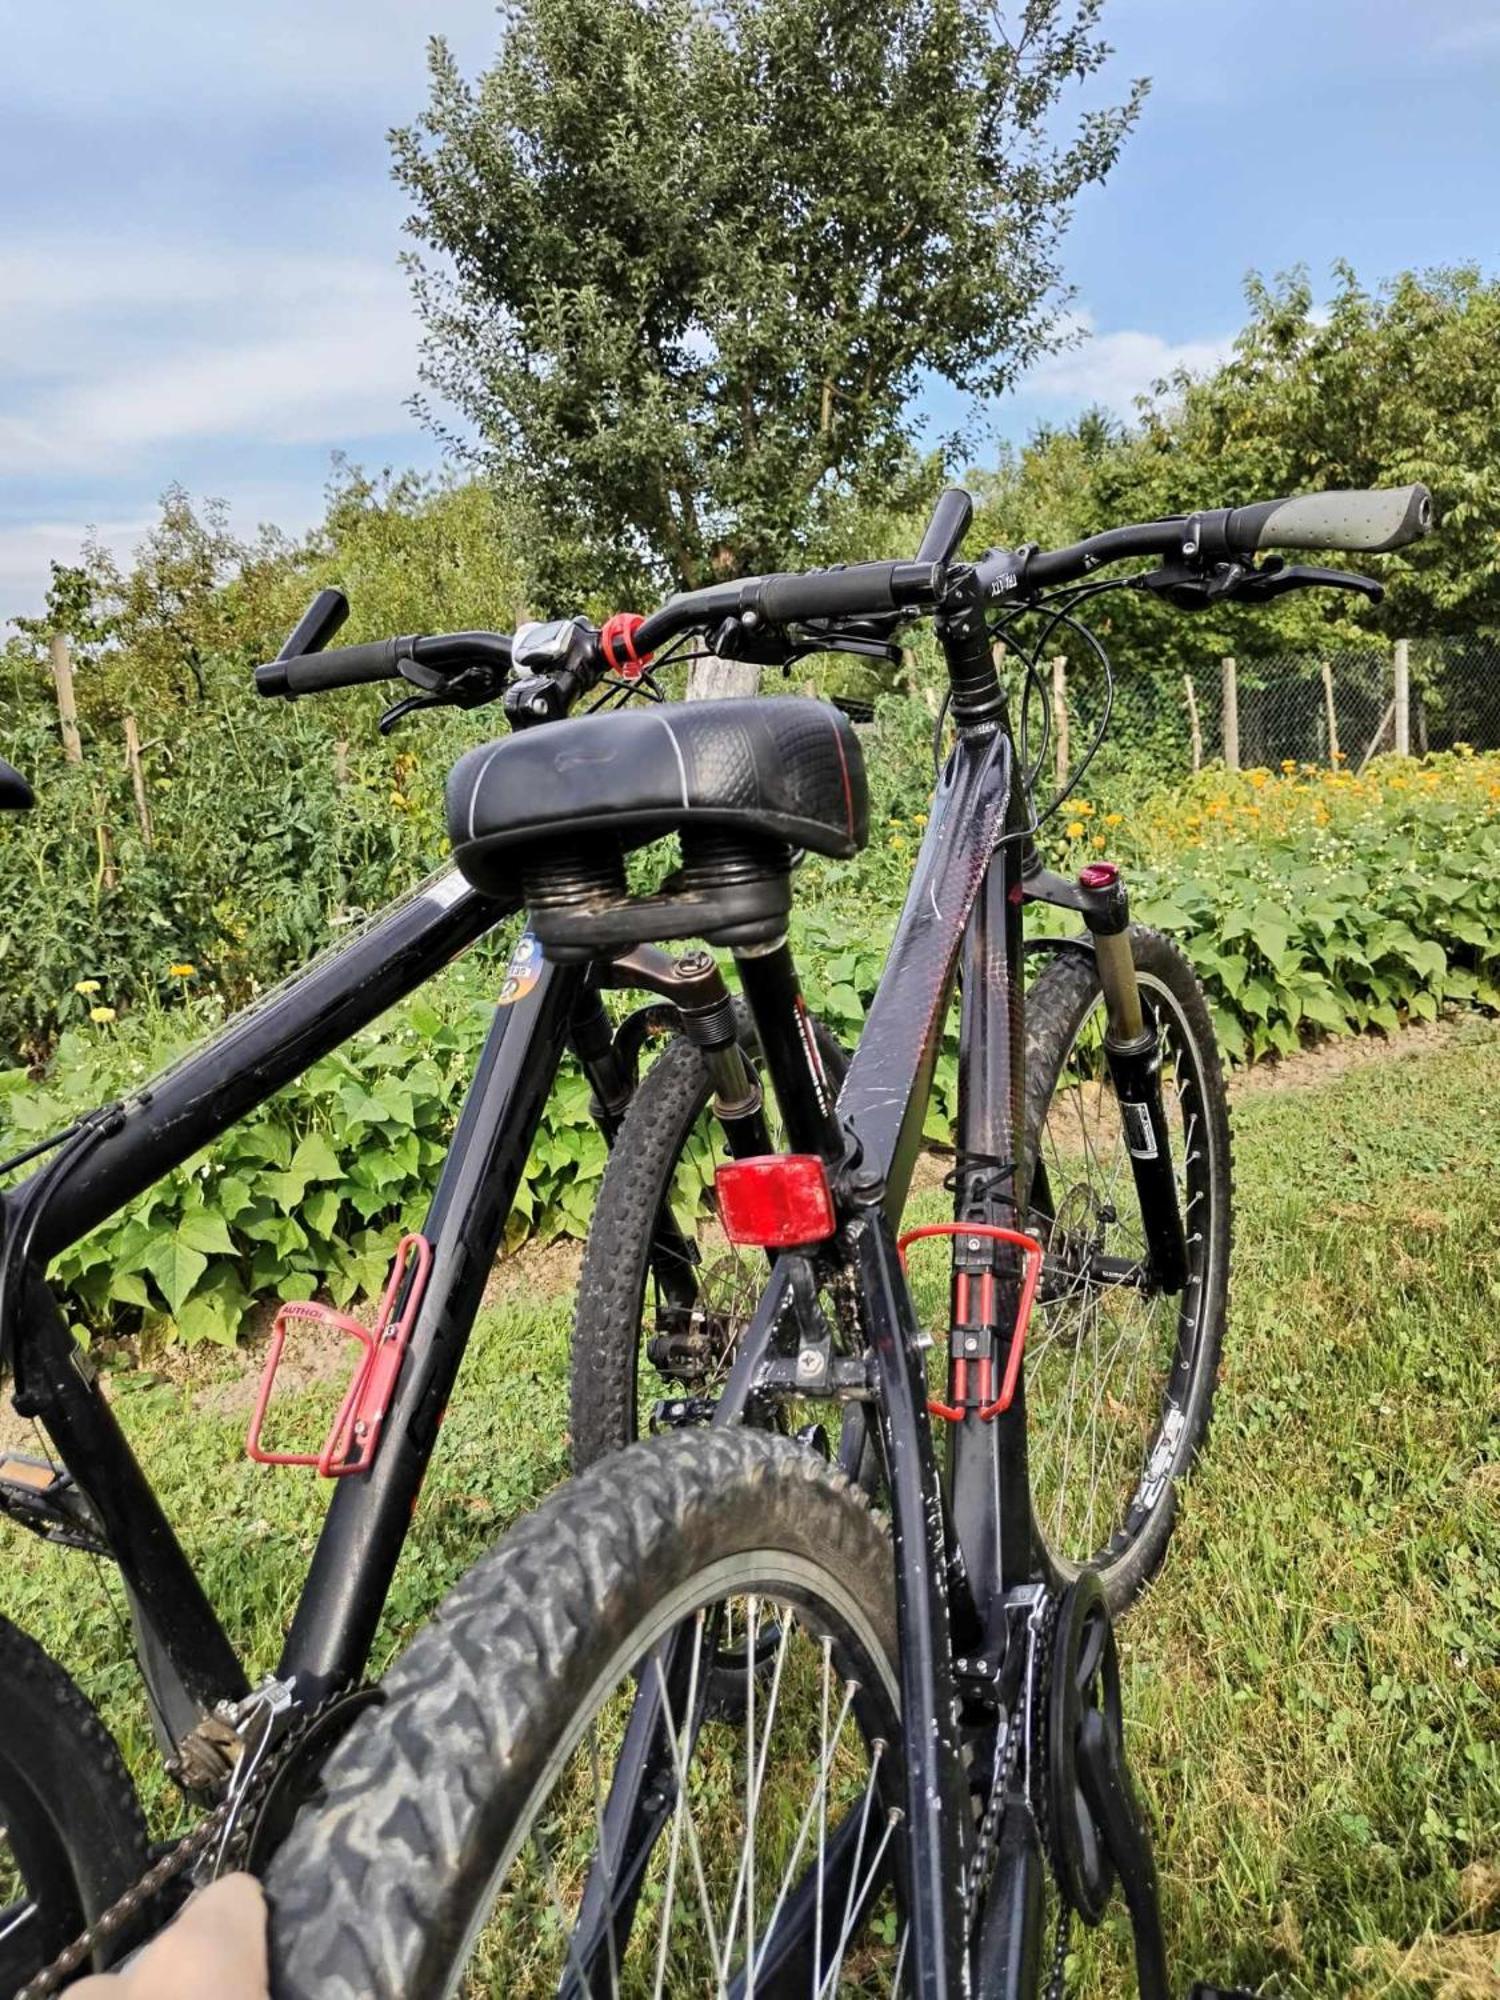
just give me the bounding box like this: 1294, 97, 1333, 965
2, 1023, 1497, 1995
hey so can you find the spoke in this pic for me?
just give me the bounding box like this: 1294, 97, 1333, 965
717, 1598, 799, 1997
0, 1899, 38, 1948
588, 1721, 622, 2000
651, 1624, 724, 1981
888, 1919, 911, 1997
650, 1611, 709, 1999
532, 1815, 613, 2000
814, 1755, 897, 2000
749, 1666, 861, 1985
815, 1634, 831, 1988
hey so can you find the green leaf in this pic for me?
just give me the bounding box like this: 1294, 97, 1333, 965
304, 1187, 342, 1238
291, 1131, 343, 1182
176, 1209, 238, 1257
143, 1239, 207, 1316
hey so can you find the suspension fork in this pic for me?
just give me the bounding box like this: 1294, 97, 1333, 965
1074, 866, 1188, 1294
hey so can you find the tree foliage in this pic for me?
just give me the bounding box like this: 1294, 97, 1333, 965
976, 265, 1500, 672
392, 0, 1144, 600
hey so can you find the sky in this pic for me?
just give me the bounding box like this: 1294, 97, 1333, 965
2, 0, 1497, 623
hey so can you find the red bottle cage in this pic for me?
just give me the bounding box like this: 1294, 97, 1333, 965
896, 1221, 1043, 1423
246, 1233, 433, 1477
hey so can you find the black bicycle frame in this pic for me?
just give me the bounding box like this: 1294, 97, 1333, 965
1, 866, 618, 1735
572, 705, 1046, 2000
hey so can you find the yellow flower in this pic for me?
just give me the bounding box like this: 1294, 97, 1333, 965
890, 834, 906, 850
1280, 759, 1297, 773
74, 979, 101, 995
1247, 770, 1269, 789
1067, 799, 1095, 817
89, 1006, 116, 1024
168, 962, 196, 979
911, 813, 927, 827
1091, 834, 1107, 850
1065, 820, 1085, 840
1104, 812, 1123, 827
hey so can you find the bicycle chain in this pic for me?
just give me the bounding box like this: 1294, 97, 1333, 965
14, 1696, 340, 2000
964, 1590, 1061, 1940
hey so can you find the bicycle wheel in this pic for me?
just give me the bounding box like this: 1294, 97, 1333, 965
571, 1004, 848, 1472
1023, 926, 1231, 1609
267, 1429, 908, 1999
0, 1613, 151, 1990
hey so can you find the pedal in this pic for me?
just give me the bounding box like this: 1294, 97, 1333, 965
0, 1451, 108, 1552
246, 1235, 431, 1476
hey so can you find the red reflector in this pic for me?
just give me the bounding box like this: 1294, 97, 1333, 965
715, 1155, 836, 1248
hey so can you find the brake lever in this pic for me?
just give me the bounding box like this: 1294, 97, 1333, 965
379, 662, 509, 733
378, 693, 450, 735
1230, 561, 1384, 605
1134, 556, 1383, 610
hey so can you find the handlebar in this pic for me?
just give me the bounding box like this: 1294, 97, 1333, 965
633, 560, 941, 656
254, 480, 1431, 719
255, 631, 512, 699
995, 482, 1432, 595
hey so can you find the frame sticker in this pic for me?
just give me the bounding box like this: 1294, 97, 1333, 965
497, 930, 545, 1007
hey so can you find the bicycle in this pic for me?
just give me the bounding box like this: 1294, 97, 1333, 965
255, 479, 1431, 1997
0, 592, 862, 1993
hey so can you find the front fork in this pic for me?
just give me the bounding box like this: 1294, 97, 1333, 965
1025, 862, 1188, 1296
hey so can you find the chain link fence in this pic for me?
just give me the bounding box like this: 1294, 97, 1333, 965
1043, 634, 1500, 800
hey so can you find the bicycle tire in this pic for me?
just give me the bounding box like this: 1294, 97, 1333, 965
266, 1428, 906, 1999
570, 1004, 847, 1473
0, 1612, 151, 1989
1022, 926, 1232, 1609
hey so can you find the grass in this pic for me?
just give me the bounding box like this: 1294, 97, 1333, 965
3, 1021, 1498, 1995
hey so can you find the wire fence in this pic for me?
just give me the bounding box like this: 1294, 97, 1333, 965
1048, 634, 1500, 800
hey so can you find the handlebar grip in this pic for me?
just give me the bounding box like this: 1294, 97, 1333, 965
758, 562, 903, 626
1229, 484, 1432, 555
255, 637, 404, 698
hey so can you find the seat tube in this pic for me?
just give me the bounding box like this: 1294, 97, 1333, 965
731, 938, 844, 1161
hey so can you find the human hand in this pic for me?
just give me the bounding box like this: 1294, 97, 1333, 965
69, 1872, 268, 1999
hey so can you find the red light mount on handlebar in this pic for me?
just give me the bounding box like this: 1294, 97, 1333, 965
599, 612, 653, 681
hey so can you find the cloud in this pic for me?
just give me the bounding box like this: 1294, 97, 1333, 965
1016, 314, 1235, 416
1427, 14, 1500, 57
1, 243, 424, 478
0, 482, 328, 625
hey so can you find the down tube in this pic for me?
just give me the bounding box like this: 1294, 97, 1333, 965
27, 869, 511, 1264
278, 957, 583, 1702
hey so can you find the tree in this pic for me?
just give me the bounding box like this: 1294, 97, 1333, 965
974, 265, 1500, 677
392, 0, 1145, 602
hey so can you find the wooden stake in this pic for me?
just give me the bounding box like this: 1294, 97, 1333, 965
123, 715, 153, 847
1357, 697, 1395, 774
1183, 674, 1203, 773
1051, 654, 1069, 791
49, 633, 82, 763
333, 739, 350, 787
1393, 638, 1411, 756
686, 655, 759, 701
1221, 655, 1239, 770
1320, 658, 1340, 766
